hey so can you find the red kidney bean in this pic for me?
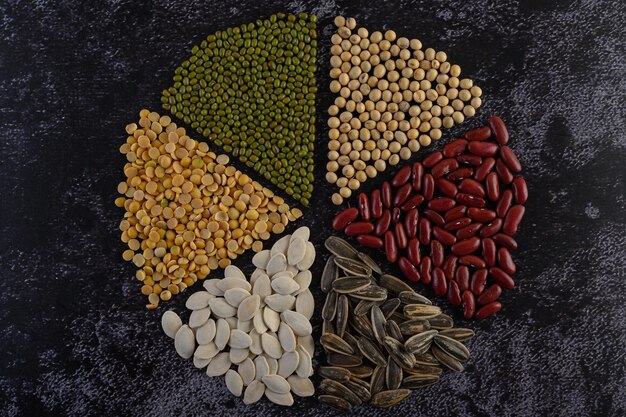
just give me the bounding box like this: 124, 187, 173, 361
456, 223, 482, 240
468, 141, 499, 157
432, 267, 448, 296
407, 237, 421, 265
345, 221, 374, 236
485, 172, 500, 202
500, 146, 522, 173
394, 222, 408, 249
422, 174, 435, 200
432, 158, 459, 179
375, 210, 391, 236
420, 256, 432, 285
358, 193, 370, 221
398, 256, 421, 282
432, 226, 457, 245
468, 208, 496, 223
456, 153, 483, 166
490, 267, 515, 290
512, 176, 528, 204
495, 159, 514, 184
498, 247, 516, 274
444, 217, 472, 231
428, 197, 456, 212
392, 207, 402, 224
443, 139, 468, 158
503, 205, 525, 235
474, 157, 495, 181
447, 167, 474, 181
448, 281, 462, 306
431, 240, 445, 267
442, 255, 458, 280
356, 234, 384, 249
456, 266, 470, 291
496, 189, 513, 219
418, 217, 432, 245
333, 207, 358, 230
423, 209, 445, 227
481, 237, 496, 267
400, 194, 425, 211
384, 231, 398, 263
451, 236, 480, 255
392, 166, 412, 188
480, 218, 503, 237
381, 181, 392, 208
436, 178, 458, 198
404, 208, 419, 238
412, 162, 424, 191
459, 254, 486, 269
470, 268, 488, 295
370, 189, 383, 219
462, 290, 476, 319
477, 284, 502, 305
493, 233, 518, 250
456, 193, 486, 208
444, 205, 467, 222
458, 178, 485, 198
393, 183, 412, 207
423, 151, 443, 168
489, 116, 509, 145
475, 301, 501, 319
465, 126, 492, 141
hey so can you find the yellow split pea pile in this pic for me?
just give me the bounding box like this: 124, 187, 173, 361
116, 109, 303, 309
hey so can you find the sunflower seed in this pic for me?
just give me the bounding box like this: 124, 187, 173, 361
370, 305, 387, 345
371, 389, 411, 408
335, 256, 372, 277
399, 319, 431, 336
295, 289, 314, 320
243, 380, 265, 405
437, 328, 475, 342
335, 295, 349, 337
350, 314, 375, 339
379, 274, 415, 295
320, 379, 362, 406
431, 344, 465, 372
321, 256, 337, 293
325, 236, 359, 260
402, 374, 440, 389
254, 356, 269, 381
225, 369, 244, 396
414, 352, 440, 366
322, 319, 335, 335
385, 356, 403, 390
350, 285, 388, 301
262, 374, 290, 394
322, 291, 338, 321
277, 351, 299, 377
238, 358, 256, 385
287, 375, 314, 397
297, 242, 316, 271
380, 298, 401, 319
342, 332, 360, 352
385, 320, 404, 343
318, 394, 352, 411
206, 352, 231, 376
264, 294, 296, 313
403, 304, 442, 320
348, 364, 374, 379
281, 310, 312, 336
327, 352, 363, 368
434, 334, 470, 362
345, 378, 371, 402
252, 249, 271, 269
354, 300, 378, 316
278, 322, 297, 352
287, 237, 307, 266
162, 311, 182, 339
261, 332, 283, 359
383, 337, 416, 370
185, 291, 213, 310
370, 365, 386, 395
357, 252, 383, 275
404, 330, 438, 355
174, 325, 195, 359
318, 366, 351, 382
405, 363, 443, 376
333, 277, 372, 293
322, 333, 355, 355
429, 314, 454, 329
357, 336, 387, 367
398, 290, 432, 305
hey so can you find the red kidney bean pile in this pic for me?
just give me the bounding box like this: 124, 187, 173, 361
332, 116, 527, 320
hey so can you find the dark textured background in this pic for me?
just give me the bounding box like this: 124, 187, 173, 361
1, 0, 625, 416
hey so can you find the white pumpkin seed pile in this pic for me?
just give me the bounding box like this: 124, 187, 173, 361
161, 226, 316, 406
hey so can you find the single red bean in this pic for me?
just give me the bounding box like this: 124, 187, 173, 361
418, 217, 432, 245
456, 153, 483, 166
444, 205, 467, 222
400, 194, 425, 211
485, 172, 500, 202
460, 253, 486, 269
432, 268, 448, 296
432, 158, 459, 179
470, 269, 488, 295
432, 226, 457, 245
443, 139, 468, 158
500, 146, 522, 173
512, 176, 528, 204
358, 193, 370, 221
462, 290, 476, 319
375, 210, 391, 236
392, 165, 412, 187
420, 256, 432, 285
394, 222, 408, 249
451, 237, 480, 255
393, 183, 412, 207
442, 255, 458, 280
423, 151, 443, 168
422, 174, 435, 200
493, 233, 518, 250
456, 223, 482, 240
333, 207, 359, 230
447, 167, 474, 181
468, 141, 499, 157
345, 221, 374, 237
489, 116, 509, 145
412, 162, 425, 191
431, 240, 445, 267
423, 209, 445, 227
436, 178, 458, 198
404, 208, 419, 238
498, 247, 516, 274
475, 301, 502, 319
398, 256, 421, 282
456, 266, 470, 291
474, 157, 496, 181
458, 178, 485, 198
468, 208, 497, 223
490, 267, 515, 290
496, 189, 513, 219
481, 237, 497, 267
480, 218, 503, 237
465, 126, 492, 141
428, 197, 457, 212
370, 189, 383, 219
384, 231, 398, 263
444, 217, 472, 231
392, 207, 402, 224
477, 284, 502, 305
381, 181, 392, 208
448, 280, 462, 306
407, 237, 421, 265
356, 234, 384, 249
495, 159, 514, 184
503, 205, 525, 235
456, 193, 486, 208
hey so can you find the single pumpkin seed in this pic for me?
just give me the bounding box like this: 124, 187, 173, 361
277, 351, 299, 377
287, 237, 307, 265
295, 289, 314, 320
263, 306, 280, 332
224, 288, 251, 308
229, 329, 252, 349
261, 332, 283, 359
299, 334, 315, 357
208, 298, 236, 319
238, 358, 256, 386
253, 355, 269, 381
271, 275, 300, 295
271, 235, 291, 257
189, 307, 211, 328
296, 241, 316, 270
215, 318, 230, 350
252, 273, 271, 299
194, 342, 219, 360
224, 265, 246, 280
287, 375, 314, 397
162, 310, 182, 339
206, 352, 231, 376
278, 322, 297, 352
203, 278, 224, 296
281, 310, 312, 336
243, 380, 265, 405
225, 369, 244, 396
262, 374, 290, 394
264, 294, 296, 313
293, 270, 312, 295
185, 291, 213, 310
237, 294, 261, 322
296, 345, 313, 378
174, 325, 195, 359
252, 249, 271, 269
216, 277, 251, 292
266, 253, 287, 276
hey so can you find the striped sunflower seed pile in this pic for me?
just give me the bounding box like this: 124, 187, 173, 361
318, 236, 473, 411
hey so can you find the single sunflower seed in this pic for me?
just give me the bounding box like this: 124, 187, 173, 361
321, 256, 338, 293
371, 389, 412, 408
334, 256, 372, 277
434, 334, 470, 362
321, 333, 355, 355
403, 304, 442, 320
379, 274, 415, 294
438, 327, 475, 342
318, 394, 352, 412
325, 236, 359, 260
332, 277, 372, 293
357, 251, 383, 275
385, 356, 403, 390
318, 366, 351, 383
431, 344, 465, 372
357, 336, 387, 367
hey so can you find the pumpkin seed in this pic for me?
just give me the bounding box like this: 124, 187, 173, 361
203, 278, 224, 296
251, 273, 271, 299
162, 310, 182, 339
264, 294, 296, 312
293, 270, 312, 295
263, 306, 280, 333
278, 351, 300, 377
295, 289, 314, 320
266, 253, 287, 276
296, 242, 316, 271
225, 369, 244, 397
254, 355, 269, 381
206, 352, 231, 376
194, 342, 219, 360
216, 277, 251, 292
185, 291, 213, 310
287, 375, 315, 397
174, 325, 195, 359
224, 288, 251, 308
208, 298, 236, 318
224, 265, 246, 280
271, 235, 291, 257
287, 237, 307, 266
281, 310, 312, 336
239, 358, 256, 385
271, 274, 300, 295
189, 307, 211, 328
296, 345, 313, 378
214, 318, 230, 350
243, 380, 265, 405
262, 374, 290, 394
299, 335, 315, 357
278, 322, 297, 352
252, 249, 271, 269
